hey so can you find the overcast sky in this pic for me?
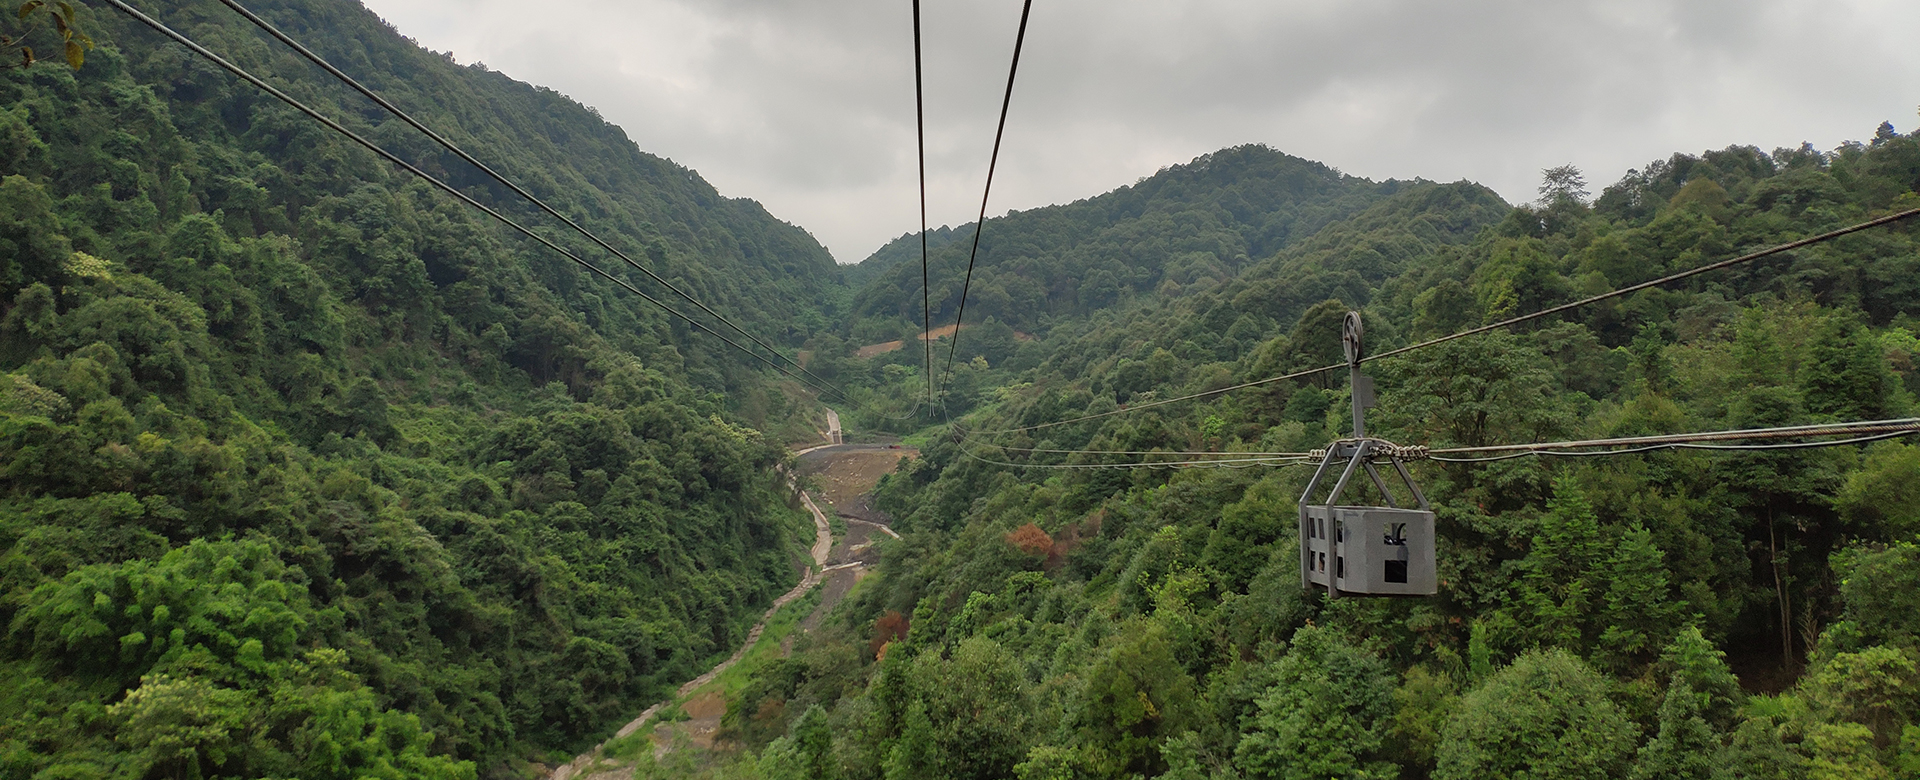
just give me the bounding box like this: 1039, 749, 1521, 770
358, 0, 1920, 264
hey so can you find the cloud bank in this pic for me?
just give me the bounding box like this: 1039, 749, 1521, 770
360, 0, 1920, 263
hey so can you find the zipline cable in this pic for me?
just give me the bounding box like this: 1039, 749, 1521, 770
958, 449, 1314, 471
1426, 431, 1915, 463
211, 0, 854, 401
913, 0, 934, 409
848, 0, 942, 423
1362, 206, 1920, 365
102, 0, 855, 403
941, 0, 1034, 390
973, 205, 1920, 437
983, 444, 1315, 457
1432, 418, 1920, 454
1425, 417, 1920, 461
961, 418, 1920, 470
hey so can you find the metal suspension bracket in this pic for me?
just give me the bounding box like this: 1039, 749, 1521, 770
1299, 311, 1438, 598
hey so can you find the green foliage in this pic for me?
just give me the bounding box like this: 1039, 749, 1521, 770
15, 9, 1920, 776
1233, 626, 1396, 780
1804, 646, 1918, 749
1836, 442, 1920, 539
846, 146, 1398, 337
1078, 619, 1199, 775
4, 1, 93, 71
1435, 649, 1638, 780
795, 123, 1920, 780
1632, 629, 1744, 779
1386, 665, 1456, 775
0, 0, 835, 774
1631, 678, 1722, 780
890, 637, 1033, 780
1827, 543, 1920, 657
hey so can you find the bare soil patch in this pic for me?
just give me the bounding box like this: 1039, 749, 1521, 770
828, 521, 877, 566
854, 324, 1031, 358
799, 446, 917, 512
651, 689, 728, 754
800, 568, 860, 633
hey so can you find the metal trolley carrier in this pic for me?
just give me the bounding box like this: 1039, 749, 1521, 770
1299, 312, 1438, 598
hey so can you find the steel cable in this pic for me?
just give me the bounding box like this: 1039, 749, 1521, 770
957, 419, 1919, 470
941, 0, 1034, 389
972, 206, 1920, 438
211, 0, 855, 401
103, 0, 854, 402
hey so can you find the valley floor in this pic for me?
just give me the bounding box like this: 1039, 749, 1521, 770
548, 419, 916, 780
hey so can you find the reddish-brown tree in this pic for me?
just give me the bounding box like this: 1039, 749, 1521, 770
870, 610, 910, 658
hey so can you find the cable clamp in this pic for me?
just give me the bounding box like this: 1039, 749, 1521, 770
1382, 443, 1430, 461
1309, 440, 1429, 462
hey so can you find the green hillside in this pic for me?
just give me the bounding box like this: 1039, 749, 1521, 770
11, 0, 1920, 777
847, 145, 1403, 340
0, 0, 848, 776
820, 147, 1486, 428
693, 131, 1920, 780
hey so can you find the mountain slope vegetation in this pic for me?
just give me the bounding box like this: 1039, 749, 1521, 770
690, 128, 1920, 780
846, 145, 1407, 342
819, 147, 1497, 427
0, 0, 849, 776
10, 0, 1920, 777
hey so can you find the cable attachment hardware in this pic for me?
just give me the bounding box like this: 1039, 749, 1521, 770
1343, 310, 1365, 366
1309, 440, 1430, 462
1299, 311, 1437, 599
1381, 443, 1429, 461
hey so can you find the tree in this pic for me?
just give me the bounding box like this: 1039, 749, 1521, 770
1656, 627, 1745, 732
1633, 629, 1742, 780
111, 674, 252, 780
883, 700, 940, 780
894, 637, 1033, 780
1595, 525, 1684, 670
1801, 317, 1893, 421
1384, 329, 1567, 450
1518, 477, 1608, 651
1835, 442, 1920, 539
1824, 543, 1920, 653
1473, 239, 1573, 322
1079, 620, 1199, 776
1539, 165, 1591, 207
790, 705, 840, 780
1234, 626, 1397, 780
1535, 166, 1594, 235
1713, 718, 1807, 780
1804, 646, 1919, 749
1434, 649, 1638, 780
1386, 666, 1457, 776
1287, 300, 1353, 387
1631, 679, 1721, 780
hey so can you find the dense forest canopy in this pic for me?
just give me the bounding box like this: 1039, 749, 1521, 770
688, 124, 1920, 779
7, 0, 1920, 778
843, 146, 1414, 341
0, 0, 848, 776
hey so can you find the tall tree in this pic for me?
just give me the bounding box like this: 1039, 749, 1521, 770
1435, 649, 1637, 780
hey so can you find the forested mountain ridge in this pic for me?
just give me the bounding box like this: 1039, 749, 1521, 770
678, 129, 1920, 780
819, 149, 1506, 428
843, 146, 1420, 343
0, 0, 848, 777
10, 0, 1920, 778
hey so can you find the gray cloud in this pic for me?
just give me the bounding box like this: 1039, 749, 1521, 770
361, 0, 1920, 263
